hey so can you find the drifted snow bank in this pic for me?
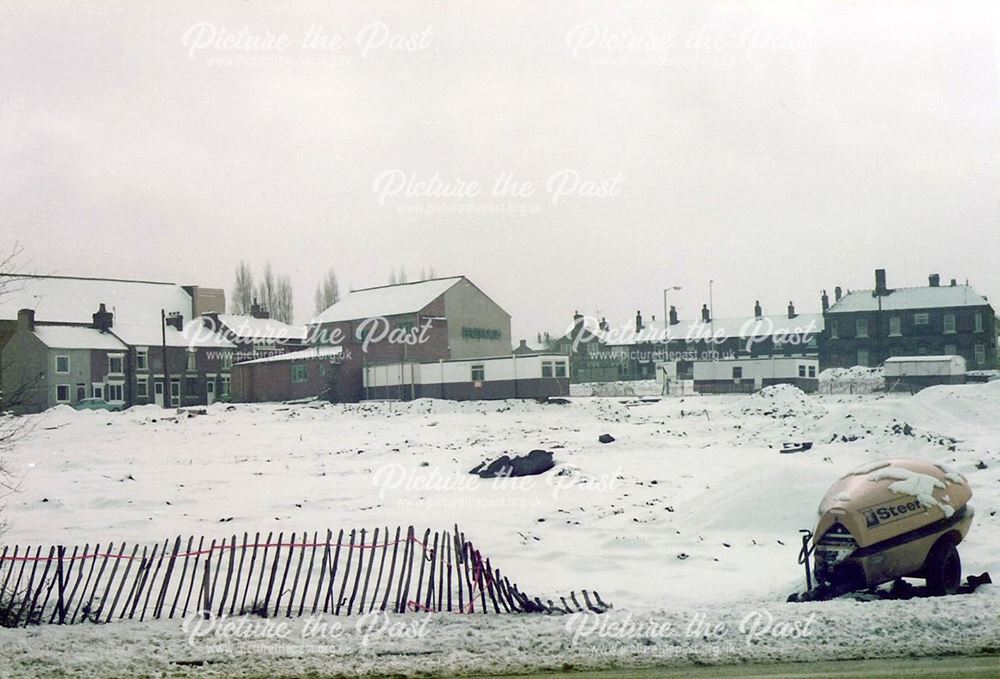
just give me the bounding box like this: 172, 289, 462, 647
1, 590, 997, 678
2, 384, 1000, 675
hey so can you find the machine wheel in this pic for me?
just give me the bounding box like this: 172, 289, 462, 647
924, 540, 962, 595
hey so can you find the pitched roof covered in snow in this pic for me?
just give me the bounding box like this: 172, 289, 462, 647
0, 274, 194, 326
235, 345, 343, 365
33, 325, 127, 351
566, 313, 824, 346
311, 277, 464, 324
112, 321, 235, 349
826, 285, 991, 313
214, 314, 306, 341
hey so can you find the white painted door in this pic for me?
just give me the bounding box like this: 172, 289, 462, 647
206, 379, 215, 405
154, 380, 164, 407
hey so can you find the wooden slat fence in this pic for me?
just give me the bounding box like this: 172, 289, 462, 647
0, 525, 610, 626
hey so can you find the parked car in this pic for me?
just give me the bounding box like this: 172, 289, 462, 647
73, 398, 123, 412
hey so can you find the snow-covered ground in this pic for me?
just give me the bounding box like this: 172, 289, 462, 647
1, 383, 998, 676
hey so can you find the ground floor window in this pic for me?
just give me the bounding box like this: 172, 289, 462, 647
554, 361, 567, 378
292, 364, 308, 383
975, 344, 986, 365
471, 364, 485, 381
92, 383, 104, 399
56, 384, 70, 402
808, 365, 816, 378
136, 376, 149, 399
798, 365, 806, 377
106, 382, 124, 403
185, 376, 199, 398
221, 375, 231, 397
733, 366, 743, 379
541, 361, 553, 377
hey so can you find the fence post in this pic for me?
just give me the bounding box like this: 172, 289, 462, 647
202, 559, 211, 621
57, 546, 66, 624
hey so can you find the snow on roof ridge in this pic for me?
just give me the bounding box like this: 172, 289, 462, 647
1, 272, 179, 286
351, 275, 464, 293
235, 344, 343, 365
312, 277, 465, 324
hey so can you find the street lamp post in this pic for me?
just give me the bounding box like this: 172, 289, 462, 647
662, 286, 682, 339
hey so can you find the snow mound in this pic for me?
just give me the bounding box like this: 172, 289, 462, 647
734, 384, 825, 420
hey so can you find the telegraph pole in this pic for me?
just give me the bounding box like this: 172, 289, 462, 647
161, 309, 170, 409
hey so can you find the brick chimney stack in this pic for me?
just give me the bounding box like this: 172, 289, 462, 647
874, 268, 888, 297
701, 304, 710, 323
635, 310, 643, 333
753, 300, 762, 319
164, 312, 184, 331
17, 308, 35, 332
787, 301, 796, 319
250, 298, 270, 319
834, 286, 842, 301
93, 303, 114, 332
821, 290, 829, 311
668, 305, 679, 326
928, 273, 940, 287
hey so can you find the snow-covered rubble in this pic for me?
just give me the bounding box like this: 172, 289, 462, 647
1, 382, 998, 675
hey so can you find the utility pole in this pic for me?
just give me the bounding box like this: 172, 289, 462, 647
161, 309, 170, 409
709, 279, 715, 354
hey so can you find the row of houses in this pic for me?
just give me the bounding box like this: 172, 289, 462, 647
0, 275, 308, 412
1, 267, 995, 410
533, 269, 997, 387
0, 273, 571, 412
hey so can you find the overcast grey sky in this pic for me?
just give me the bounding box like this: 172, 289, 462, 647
2, 1, 998, 339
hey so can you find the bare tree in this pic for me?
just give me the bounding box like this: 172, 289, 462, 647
314, 268, 340, 314
231, 260, 255, 314
272, 275, 295, 324
256, 262, 276, 316
0, 243, 29, 535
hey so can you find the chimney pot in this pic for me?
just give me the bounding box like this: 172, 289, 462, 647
669, 305, 679, 326
821, 290, 830, 312
635, 310, 643, 333
929, 273, 940, 287
787, 301, 796, 319
834, 286, 842, 301
950, 278, 957, 287
701, 304, 710, 323
754, 300, 762, 319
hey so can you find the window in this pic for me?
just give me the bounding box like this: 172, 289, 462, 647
185, 376, 198, 397
292, 364, 308, 383
857, 349, 869, 367
888, 316, 901, 336
136, 348, 148, 371
56, 355, 70, 374
221, 375, 231, 397
975, 344, 986, 365
808, 366, 816, 378
829, 321, 838, 340
108, 354, 124, 375
914, 313, 929, 326
106, 383, 124, 403
56, 384, 70, 402
974, 313, 983, 333
944, 344, 957, 356
541, 361, 553, 378
554, 362, 567, 378
186, 350, 197, 372
136, 376, 149, 399
76, 384, 86, 401
222, 352, 234, 369
732, 366, 743, 379
92, 383, 104, 399
471, 364, 485, 381
943, 314, 956, 334
855, 319, 869, 338
798, 365, 806, 377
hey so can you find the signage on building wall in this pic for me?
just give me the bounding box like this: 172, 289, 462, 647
462, 327, 502, 340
